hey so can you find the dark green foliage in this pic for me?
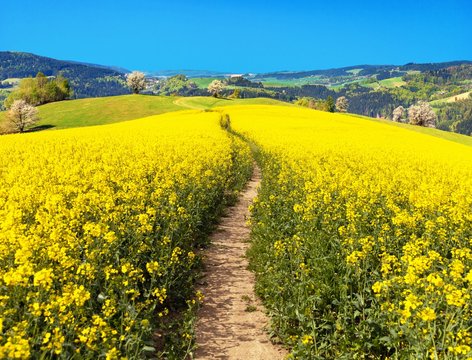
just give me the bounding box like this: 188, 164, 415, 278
295, 97, 332, 112
399, 61, 472, 72
277, 85, 336, 100
448, 96, 472, 135
154, 75, 198, 95
453, 117, 472, 135
226, 76, 262, 88
4, 72, 72, 108
0, 90, 8, 110
376, 70, 405, 81
347, 92, 405, 118
326, 96, 335, 112
0, 51, 129, 99
229, 89, 242, 99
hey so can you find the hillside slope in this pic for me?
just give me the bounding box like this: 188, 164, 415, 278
1, 94, 471, 149
0, 95, 290, 130
0, 52, 129, 98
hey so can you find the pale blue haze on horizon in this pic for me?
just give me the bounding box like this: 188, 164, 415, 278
0, 0, 471, 73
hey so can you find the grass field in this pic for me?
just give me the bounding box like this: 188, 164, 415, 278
173, 96, 289, 110
258, 76, 329, 87
430, 90, 472, 106
362, 76, 406, 89
0, 95, 185, 130
192, 77, 223, 89
0, 95, 290, 131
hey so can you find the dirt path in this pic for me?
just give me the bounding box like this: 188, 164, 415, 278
172, 97, 207, 110
193, 165, 287, 360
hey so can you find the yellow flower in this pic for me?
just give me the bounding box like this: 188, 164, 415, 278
301, 335, 313, 345
417, 307, 436, 322
33, 268, 54, 289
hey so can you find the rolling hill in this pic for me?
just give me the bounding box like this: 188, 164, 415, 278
0, 51, 130, 99
2, 101, 472, 358
1, 94, 471, 150
0, 95, 290, 130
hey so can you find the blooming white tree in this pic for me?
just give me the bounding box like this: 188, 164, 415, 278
335, 96, 349, 113
408, 101, 437, 128
392, 106, 405, 122
6, 99, 39, 133
126, 71, 146, 94
207, 80, 225, 98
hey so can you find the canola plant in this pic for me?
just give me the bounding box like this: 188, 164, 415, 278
1, 103, 472, 359
230, 105, 472, 359
0, 110, 252, 359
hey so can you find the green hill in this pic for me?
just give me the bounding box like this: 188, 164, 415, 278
0, 95, 183, 130
2, 94, 471, 149
172, 96, 289, 110
0, 95, 289, 130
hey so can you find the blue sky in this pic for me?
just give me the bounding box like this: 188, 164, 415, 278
1, 0, 471, 72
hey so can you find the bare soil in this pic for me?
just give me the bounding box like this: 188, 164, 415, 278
193, 165, 287, 359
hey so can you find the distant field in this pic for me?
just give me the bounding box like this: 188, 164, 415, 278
0, 78, 20, 92
0, 95, 290, 130
362, 76, 406, 89
192, 77, 223, 89
259, 76, 329, 87
346, 68, 362, 75
430, 91, 471, 106
173, 96, 290, 110
1, 78, 21, 84
379, 76, 406, 87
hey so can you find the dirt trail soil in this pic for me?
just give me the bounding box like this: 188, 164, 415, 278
194, 165, 287, 359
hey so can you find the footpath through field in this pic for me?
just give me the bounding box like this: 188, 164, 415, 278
194, 164, 287, 359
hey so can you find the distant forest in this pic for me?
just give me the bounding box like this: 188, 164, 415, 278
0, 52, 130, 99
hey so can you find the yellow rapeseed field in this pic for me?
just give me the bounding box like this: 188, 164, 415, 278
229, 105, 472, 359
0, 110, 251, 359
2, 102, 472, 359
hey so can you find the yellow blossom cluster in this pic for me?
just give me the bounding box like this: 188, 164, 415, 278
0, 110, 251, 358
230, 105, 472, 359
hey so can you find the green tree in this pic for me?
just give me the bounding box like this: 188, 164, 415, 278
154, 75, 197, 96
4, 72, 72, 108
326, 96, 335, 112
230, 89, 242, 99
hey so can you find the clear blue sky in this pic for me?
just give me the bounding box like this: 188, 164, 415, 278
1, 0, 471, 73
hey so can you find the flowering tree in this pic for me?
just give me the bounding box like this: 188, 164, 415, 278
126, 71, 146, 94
6, 99, 39, 133
408, 101, 437, 128
392, 106, 405, 122
207, 80, 225, 98
335, 96, 349, 113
